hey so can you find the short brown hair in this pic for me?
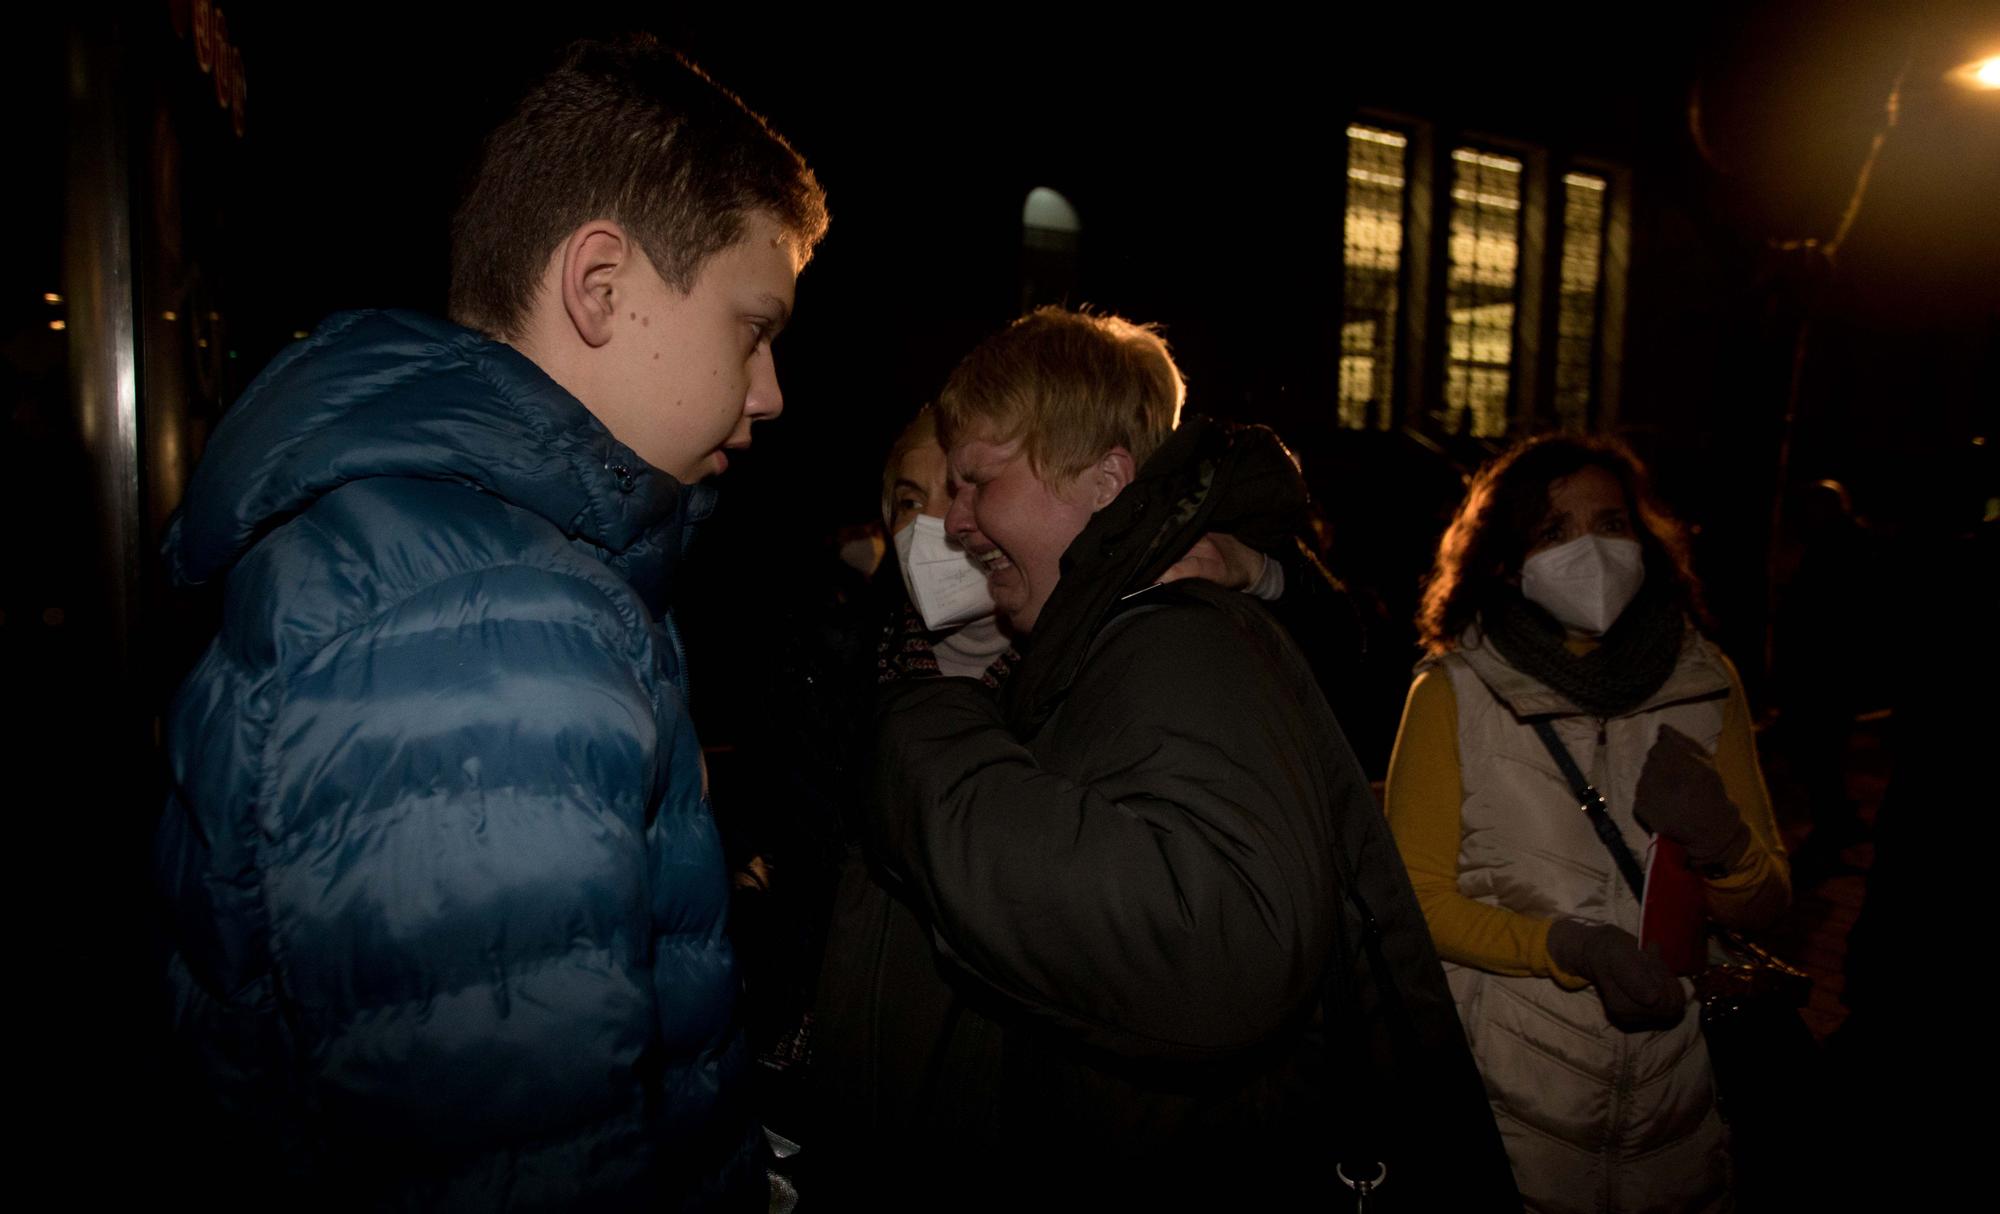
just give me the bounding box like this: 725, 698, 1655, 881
1416, 435, 1706, 653
449, 36, 829, 339
936, 307, 1184, 481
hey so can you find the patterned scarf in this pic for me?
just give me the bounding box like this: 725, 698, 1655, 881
878, 601, 1019, 690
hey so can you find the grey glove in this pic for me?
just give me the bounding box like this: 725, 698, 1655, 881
1546, 919, 1687, 1032
1633, 725, 1750, 869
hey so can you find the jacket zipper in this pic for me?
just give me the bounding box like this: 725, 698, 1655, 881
1607, 1033, 1634, 1211
1598, 711, 1628, 1213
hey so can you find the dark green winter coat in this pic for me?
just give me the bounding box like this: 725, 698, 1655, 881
813, 416, 1516, 1209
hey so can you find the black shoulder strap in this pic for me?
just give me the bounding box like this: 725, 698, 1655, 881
1529, 719, 1647, 901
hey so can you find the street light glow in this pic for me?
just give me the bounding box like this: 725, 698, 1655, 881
1948, 54, 2000, 90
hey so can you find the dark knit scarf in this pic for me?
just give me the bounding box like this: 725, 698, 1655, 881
1480, 576, 1686, 718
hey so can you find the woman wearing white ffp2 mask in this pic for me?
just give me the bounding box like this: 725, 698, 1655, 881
1379, 436, 1792, 1214
880, 410, 1013, 680
893, 514, 995, 631
1519, 532, 1647, 636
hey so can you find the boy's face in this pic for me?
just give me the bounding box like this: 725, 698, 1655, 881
943, 431, 1103, 635
592, 211, 801, 483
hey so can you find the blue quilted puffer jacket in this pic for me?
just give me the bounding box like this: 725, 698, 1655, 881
155, 310, 764, 1210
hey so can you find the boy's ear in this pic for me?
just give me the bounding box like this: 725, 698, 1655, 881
558, 220, 629, 350
1090, 446, 1136, 510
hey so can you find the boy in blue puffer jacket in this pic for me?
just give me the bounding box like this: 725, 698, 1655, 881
154, 36, 826, 1210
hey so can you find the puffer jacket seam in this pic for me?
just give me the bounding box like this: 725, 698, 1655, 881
1477, 999, 1612, 1090
276, 510, 652, 685
250, 658, 314, 1126
203, 650, 288, 1011
1631, 1020, 1706, 1081
1620, 1116, 1721, 1162
1500, 1109, 1604, 1157
303, 931, 664, 1024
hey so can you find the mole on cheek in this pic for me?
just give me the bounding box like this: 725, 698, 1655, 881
629, 312, 636, 321
653, 353, 660, 360
640, 315, 649, 327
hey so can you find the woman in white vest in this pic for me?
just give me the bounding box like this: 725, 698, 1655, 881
1384, 436, 1789, 1213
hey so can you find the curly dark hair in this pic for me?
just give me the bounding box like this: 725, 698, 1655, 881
1416, 435, 1706, 654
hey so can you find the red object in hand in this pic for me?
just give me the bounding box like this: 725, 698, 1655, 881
1640, 833, 1706, 975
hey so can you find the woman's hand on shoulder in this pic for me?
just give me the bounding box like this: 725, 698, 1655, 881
1161, 532, 1270, 593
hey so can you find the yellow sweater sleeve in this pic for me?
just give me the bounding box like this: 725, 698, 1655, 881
1704, 653, 1791, 928
1384, 669, 1586, 989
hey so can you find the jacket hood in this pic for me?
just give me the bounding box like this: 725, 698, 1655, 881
1003, 414, 1310, 733
163, 310, 706, 609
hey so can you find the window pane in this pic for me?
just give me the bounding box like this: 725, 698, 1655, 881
1339, 124, 1406, 431
1444, 147, 1522, 438
1554, 172, 1607, 431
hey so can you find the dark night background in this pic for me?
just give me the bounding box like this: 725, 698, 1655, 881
6, 0, 1995, 1192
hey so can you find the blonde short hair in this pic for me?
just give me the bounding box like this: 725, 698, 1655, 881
936, 307, 1184, 481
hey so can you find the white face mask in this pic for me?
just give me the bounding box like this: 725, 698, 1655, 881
1519, 534, 1646, 635
894, 514, 996, 631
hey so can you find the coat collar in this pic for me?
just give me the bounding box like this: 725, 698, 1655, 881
1001, 415, 1310, 734
1441, 622, 1731, 719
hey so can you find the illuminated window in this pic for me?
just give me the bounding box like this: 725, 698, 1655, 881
1339, 124, 1407, 431
1443, 147, 1523, 438
1334, 116, 1627, 438
1553, 172, 1608, 431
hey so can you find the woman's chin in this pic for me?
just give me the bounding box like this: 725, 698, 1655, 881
994, 594, 1040, 636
